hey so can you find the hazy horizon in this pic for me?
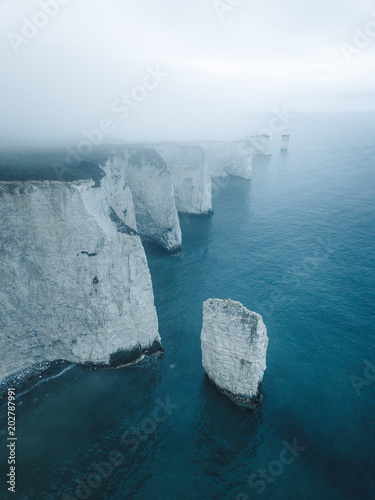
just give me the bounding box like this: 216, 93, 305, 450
1, 0, 375, 146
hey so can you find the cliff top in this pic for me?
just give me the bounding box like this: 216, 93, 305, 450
0, 145, 165, 184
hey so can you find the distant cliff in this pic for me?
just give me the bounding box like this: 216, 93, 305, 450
155, 144, 213, 215
126, 140, 253, 215
196, 141, 253, 180
104, 150, 182, 254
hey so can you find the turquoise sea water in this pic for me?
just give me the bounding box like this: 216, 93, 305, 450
0, 114, 374, 499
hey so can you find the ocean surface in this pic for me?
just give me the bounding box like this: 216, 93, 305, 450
0, 113, 374, 499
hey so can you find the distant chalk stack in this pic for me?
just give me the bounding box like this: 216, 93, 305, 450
281, 135, 290, 151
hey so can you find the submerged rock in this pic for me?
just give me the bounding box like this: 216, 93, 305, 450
201, 299, 268, 408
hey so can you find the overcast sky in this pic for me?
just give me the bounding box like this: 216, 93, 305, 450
1, 0, 375, 144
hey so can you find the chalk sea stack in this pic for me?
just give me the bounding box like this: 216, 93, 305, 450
281, 135, 290, 151
201, 299, 268, 408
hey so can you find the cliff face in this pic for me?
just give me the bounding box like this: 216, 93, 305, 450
198, 141, 253, 180
104, 150, 182, 254
0, 141, 255, 386
249, 135, 272, 156
0, 178, 161, 384
122, 141, 253, 216
155, 144, 212, 215
201, 299, 268, 407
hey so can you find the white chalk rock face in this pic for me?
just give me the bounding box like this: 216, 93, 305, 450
201, 299, 268, 407
0, 179, 161, 385
155, 144, 212, 215
249, 135, 272, 156
199, 141, 253, 180
105, 151, 182, 254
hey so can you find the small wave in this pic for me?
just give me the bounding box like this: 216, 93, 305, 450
0, 364, 75, 413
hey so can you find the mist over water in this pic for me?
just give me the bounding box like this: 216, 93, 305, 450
1, 0, 375, 146
0, 114, 374, 499
1, 0, 375, 497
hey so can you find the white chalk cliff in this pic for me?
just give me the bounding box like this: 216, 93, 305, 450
153, 144, 212, 215
248, 135, 272, 156
198, 141, 253, 180
104, 150, 182, 254
201, 299, 268, 407
0, 141, 256, 388
133, 141, 253, 215
0, 177, 161, 385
